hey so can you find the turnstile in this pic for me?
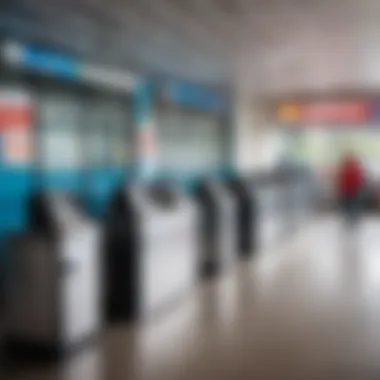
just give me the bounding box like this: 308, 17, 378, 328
104, 182, 198, 322
252, 172, 287, 252
227, 177, 257, 258
278, 172, 299, 236
194, 179, 237, 277
284, 168, 315, 230
254, 168, 315, 250
253, 175, 275, 251
5, 192, 101, 359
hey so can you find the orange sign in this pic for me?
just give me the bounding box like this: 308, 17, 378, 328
276, 100, 369, 124
276, 102, 301, 123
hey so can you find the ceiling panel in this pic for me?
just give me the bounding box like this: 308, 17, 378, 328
3, 0, 380, 94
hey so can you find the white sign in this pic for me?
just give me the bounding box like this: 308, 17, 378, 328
80, 63, 137, 92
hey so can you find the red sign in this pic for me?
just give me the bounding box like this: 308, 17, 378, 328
0, 90, 33, 164
0, 104, 32, 129
277, 100, 370, 124
302, 101, 369, 124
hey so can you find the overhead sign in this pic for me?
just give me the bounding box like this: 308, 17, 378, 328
1, 40, 79, 79
1, 40, 137, 93
276, 102, 301, 123
301, 101, 368, 123
276, 100, 370, 125
80, 63, 137, 92
164, 81, 224, 111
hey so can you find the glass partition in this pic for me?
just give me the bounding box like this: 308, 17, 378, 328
86, 98, 131, 167
84, 95, 131, 216
155, 104, 224, 176
37, 91, 84, 189
39, 93, 83, 169
283, 127, 380, 178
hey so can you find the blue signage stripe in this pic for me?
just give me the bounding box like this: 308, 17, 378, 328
21, 44, 80, 78
165, 82, 224, 110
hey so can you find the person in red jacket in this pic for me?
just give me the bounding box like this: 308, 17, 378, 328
336, 151, 365, 225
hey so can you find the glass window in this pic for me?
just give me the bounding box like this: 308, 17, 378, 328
283, 126, 380, 176
86, 98, 130, 166
156, 105, 224, 173
38, 93, 82, 169
86, 100, 110, 165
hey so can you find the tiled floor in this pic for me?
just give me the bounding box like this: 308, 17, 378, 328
3, 215, 380, 379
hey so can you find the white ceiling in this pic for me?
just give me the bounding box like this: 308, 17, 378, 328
2, 0, 380, 96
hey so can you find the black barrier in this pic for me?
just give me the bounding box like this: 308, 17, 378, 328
251, 173, 268, 252
104, 182, 198, 322
278, 167, 313, 233
249, 166, 315, 252
194, 179, 236, 278
226, 177, 257, 258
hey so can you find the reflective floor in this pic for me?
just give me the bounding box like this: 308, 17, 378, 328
3, 214, 380, 380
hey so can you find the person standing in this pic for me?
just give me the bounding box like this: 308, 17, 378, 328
336, 151, 365, 226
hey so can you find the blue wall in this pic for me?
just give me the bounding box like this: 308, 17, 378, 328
0, 165, 33, 278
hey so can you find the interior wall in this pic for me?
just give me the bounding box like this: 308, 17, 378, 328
233, 91, 284, 174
